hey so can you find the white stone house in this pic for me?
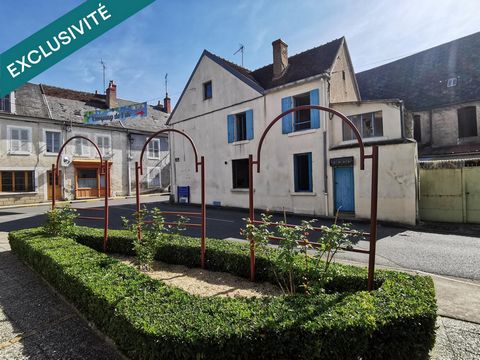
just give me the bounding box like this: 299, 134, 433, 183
168, 37, 417, 225
0, 82, 170, 206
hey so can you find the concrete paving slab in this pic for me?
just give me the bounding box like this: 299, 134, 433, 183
433, 317, 480, 360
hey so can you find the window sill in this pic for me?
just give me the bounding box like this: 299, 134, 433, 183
231, 188, 250, 193
8, 152, 32, 156
44, 153, 59, 157
232, 140, 251, 146
287, 128, 318, 137
340, 136, 387, 145
290, 192, 316, 196
0, 191, 37, 197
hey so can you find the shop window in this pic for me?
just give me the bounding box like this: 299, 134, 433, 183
0, 171, 35, 192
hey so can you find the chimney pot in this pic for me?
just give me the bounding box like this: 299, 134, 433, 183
106, 80, 117, 108
272, 39, 288, 79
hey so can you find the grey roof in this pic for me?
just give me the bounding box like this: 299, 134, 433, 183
357, 31, 480, 111
13, 83, 169, 133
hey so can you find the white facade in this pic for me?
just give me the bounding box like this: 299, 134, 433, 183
169, 41, 418, 225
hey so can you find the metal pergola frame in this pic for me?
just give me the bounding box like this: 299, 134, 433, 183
135, 129, 207, 268
51, 135, 110, 252
247, 105, 379, 291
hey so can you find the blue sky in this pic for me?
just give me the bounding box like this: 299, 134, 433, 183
1, 0, 478, 106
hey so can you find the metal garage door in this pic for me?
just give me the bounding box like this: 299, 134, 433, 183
419, 166, 480, 224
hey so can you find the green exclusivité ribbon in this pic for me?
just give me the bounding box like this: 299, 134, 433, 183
0, 0, 156, 98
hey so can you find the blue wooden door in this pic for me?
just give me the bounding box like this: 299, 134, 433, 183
334, 167, 355, 212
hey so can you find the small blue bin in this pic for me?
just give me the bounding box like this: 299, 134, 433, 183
177, 186, 190, 204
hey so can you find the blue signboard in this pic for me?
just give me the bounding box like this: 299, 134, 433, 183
83, 102, 148, 124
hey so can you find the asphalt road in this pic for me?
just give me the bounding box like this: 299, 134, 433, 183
1, 195, 479, 281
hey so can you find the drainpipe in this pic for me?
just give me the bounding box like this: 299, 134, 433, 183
324, 76, 331, 216
127, 132, 133, 196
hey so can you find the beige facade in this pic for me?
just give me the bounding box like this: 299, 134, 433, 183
0, 84, 170, 206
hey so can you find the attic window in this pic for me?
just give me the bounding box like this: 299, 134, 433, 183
203, 81, 212, 100
447, 78, 457, 88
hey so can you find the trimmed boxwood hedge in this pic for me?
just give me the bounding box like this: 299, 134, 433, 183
9, 227, 437, 360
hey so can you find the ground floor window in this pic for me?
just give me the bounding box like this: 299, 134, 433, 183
294, 153, 312, 192
147, 167, 162, 188
232, 159, 249, 189
0, 171, 35, 192
77, 169, 98, 188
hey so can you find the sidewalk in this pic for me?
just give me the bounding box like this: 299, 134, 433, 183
0, 232, 121, 359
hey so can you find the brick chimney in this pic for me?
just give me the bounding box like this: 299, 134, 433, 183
163, 94, 171, 113
106, 80, 117, 108
272, 39, 288, 79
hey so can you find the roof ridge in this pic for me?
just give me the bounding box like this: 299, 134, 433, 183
41, 83, 103, 97
204, 50, 253, 73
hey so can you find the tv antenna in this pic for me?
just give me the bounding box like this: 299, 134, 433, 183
234, 44, 245, 67
100, 59, 106, 94
165, 73, 168, 96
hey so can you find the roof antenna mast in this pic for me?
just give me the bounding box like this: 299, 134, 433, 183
165, 73, 168, 96
234, 44, 245, 67
100, 59, 106, 94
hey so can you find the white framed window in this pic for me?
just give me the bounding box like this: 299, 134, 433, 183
8, 126, 32, 154
74, 137, 91, 157
147, 167, 162, 188
148, 138, 161, 159
44, 129, 62, 155
96, 134, 112, 156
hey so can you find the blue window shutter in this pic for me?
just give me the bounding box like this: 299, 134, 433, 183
307, 152, 313, 192
246, 110, 254, 140
310, 89, 320, 129
227, 115, 235, 143
281, 96, 293, 134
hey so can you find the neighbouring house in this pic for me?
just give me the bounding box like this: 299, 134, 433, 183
168, 37, 417, 225
0, 81, 170, 206
357, 31, 480, 224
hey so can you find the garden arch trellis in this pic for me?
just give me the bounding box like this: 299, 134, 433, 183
248, 105, 379, 291
136, 129, 207, 268
51, 135, 110, 252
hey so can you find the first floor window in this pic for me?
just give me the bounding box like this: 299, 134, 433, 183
0, 171, 35, 192
0, 94, 11, 113
148, 138, 160, 159
294, 153, 312, 192
458, 106, 477, 138
160, 137, 168, 151
293, 93, 311, 131
232, 159, 249, 189
45, 130, 61, 154
8, 126, 32, 154
96, 135, 111, 156
235, 112, 247, 141
74, 138, 90, 156
343, 111, 383, 141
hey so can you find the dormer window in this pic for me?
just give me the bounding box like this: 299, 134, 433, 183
203, 81, 212, 100
0, 94, 11, 113
447, 78, 458, 88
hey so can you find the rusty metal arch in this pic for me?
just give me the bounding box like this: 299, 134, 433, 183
51, 135, 110, 252
248, 105, 379, 291
135, 128, 207, 268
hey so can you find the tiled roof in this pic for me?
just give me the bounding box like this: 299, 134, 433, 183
419, 143, 480, 159
13, 83, 168, 133
356, 32, 480, 111
208, 37, 344, 91
251, 37, 344, 90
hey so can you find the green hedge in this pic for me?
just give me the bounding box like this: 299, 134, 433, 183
9, 228, 437, 360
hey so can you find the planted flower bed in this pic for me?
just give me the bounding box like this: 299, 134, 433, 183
9, 225, 436, 360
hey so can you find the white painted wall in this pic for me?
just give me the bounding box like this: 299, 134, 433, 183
170, 53, 417, 225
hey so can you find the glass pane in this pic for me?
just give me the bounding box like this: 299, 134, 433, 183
342, 121, 354, 141
362, 113, 374, 138
14, 172, 26, 192
374, 111, 383, 137
1, 172, 13, 192
78, 178, 97, 188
